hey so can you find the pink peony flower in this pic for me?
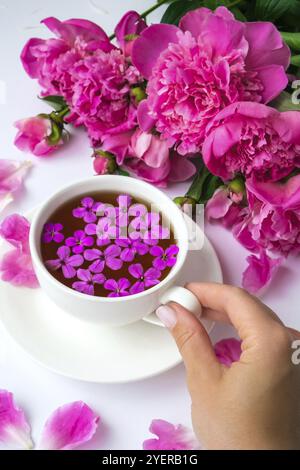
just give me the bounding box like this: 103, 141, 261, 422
69, 48, 142, 146
214, 338, 242, 366
203, 102, 300, 182
124, 129, 196, 186
143, 419, 198, 450
132, 6, 290, 155
115, 11, 147, 57
21, 17, 111, 101
38, 401, 99, 450
14, 116, 64, 157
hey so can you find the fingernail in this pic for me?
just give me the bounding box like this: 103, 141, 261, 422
156, 305, 177, 329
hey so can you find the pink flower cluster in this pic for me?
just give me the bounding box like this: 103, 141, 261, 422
43, 195, 178, 297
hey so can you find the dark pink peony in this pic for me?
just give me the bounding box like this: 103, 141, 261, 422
21, 17, 112, 102
203, 102, 300, 182
70, 48, 142, 146
115, 10, 147, 57
132, 7, 290, 155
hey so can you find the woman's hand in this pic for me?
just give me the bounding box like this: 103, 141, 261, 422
156, 283, 300, 450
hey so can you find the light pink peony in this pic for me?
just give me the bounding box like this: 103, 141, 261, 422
70, 49, 142, 146
21, 17, 112, 102
124, 129, 196, 186
132, 7, 290, 155
14, 116, 64, 157
203, 102, 300, 182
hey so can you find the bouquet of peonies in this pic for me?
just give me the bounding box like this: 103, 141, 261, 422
15, 0, 300, 293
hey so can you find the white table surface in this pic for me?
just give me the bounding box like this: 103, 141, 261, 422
0, 0, 299, 450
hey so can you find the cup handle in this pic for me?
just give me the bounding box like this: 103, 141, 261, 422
143, 286, 202, 327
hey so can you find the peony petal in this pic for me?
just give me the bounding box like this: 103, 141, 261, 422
244, 21, 290, 70
0, 249, 39, 288
242, 251, 283, 294
39, 401, 99, 450
115, 10, 147, 50
255, 65, 288, 103
137, 100, 156, 132
205, 187, 233, 221
41, 17, 108, 45
168, 154, 196, 182
214, 338, 242, 367
0, 390, 33, 449
0, 213, 30, 252
143, 419, 198, 450
0, 160, 31, 212
246, 174, 300, 211
132, 24, 180, 79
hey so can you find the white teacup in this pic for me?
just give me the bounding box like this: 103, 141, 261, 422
29, 176, 202, 327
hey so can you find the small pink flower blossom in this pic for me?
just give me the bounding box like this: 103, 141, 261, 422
72, 269, 105, 296
46, 246, 83, 279
0, 390, 33, 449
143, 419, 198, 450
38, 401, 99, 450
132, 7, 289, 155
65, 230, 94, 254
73, 197, 100, 223
150, 245, 179, 270
42, 223, 64, 244
116, 237, 148, 262
85, 223, 111, 247
129, 263, 161, 294
84, 245, 122, 272
104, 278, 131, 297
214, 338, 242, 367
14, 116, 63, 157
203, 102, 300, 182
0, 159, 31, 212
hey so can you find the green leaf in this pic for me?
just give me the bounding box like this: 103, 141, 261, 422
203, 0, 217, 8
199, 175, 223, 204
39, 95, 68, 112
116, 168, 130, 177
291, 54, 300, 66
270, 90, 300, 111
254, 0, 293, 22
281, 32, 300, 51
161, 0, 203, 25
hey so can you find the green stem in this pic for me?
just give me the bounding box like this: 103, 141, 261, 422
226, 0, 242, 8
109, 0, 169, 40
186, 165, 211, 202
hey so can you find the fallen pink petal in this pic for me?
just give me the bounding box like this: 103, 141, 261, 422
242, 251, 283, 294
38, 401, 100, 450
0, 159, 31, 212
0, 390, 33, 449
143, 419, 199, 450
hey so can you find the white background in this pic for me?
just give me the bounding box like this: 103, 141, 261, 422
0, 0, 299, 450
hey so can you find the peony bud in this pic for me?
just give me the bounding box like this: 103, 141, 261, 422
93, 150, 117, 175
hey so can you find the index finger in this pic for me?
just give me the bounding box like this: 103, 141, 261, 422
186, 282, 283, 341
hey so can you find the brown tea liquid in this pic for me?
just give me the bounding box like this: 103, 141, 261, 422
41, 192, 178, 297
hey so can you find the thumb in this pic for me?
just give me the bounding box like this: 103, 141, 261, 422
156, 302, 222, 385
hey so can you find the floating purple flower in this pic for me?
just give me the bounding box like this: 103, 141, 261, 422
84, 245, 122, 272
72, 197, 100, 224
116, 237, 148, 262
129, 263, 161, 294
150, 245, 179, 270
46, 246, 83, 279
117, 194, 132, 227
130, 208, 159, 232
104, 278, 131, 297
65, 230, 94, 254
42, 223, 64, 244
143, 225, 170, 245
85, 223, 111, 247
72, 269, 105, 296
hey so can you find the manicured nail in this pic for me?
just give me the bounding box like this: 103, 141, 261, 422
156, 305, 177, 329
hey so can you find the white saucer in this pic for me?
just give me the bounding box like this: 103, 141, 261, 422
0, 209, 222, 383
